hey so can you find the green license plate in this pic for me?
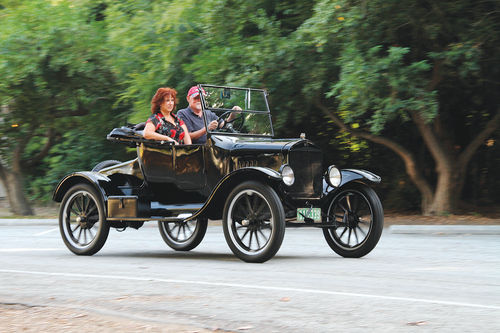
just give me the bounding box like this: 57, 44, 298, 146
297, 208, 322, 222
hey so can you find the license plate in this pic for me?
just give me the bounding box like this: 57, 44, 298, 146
297, 208, 321, 222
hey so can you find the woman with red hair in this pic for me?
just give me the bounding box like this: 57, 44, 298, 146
143, 87, 191, 144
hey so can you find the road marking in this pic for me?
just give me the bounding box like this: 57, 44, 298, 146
0, 269, 499, 310
0, 248, 60, 252
34, 228, 59, 236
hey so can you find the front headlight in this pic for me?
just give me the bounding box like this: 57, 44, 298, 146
281, 165, 295, 186
326, 165, 342, 187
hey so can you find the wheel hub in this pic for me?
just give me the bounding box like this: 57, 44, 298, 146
347, 213, 359, 228
241, 216, 263, 230
76, 215, 92, 229
249, 219, 265, 231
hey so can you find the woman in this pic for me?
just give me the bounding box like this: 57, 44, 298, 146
143, 87, 192, 145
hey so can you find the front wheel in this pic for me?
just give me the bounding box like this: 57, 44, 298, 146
59, 183, 110, 255
158, 218, 208, 251
223, 181, 285, 263
323, 183, 383, 258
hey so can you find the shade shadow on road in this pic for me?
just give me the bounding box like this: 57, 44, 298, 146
87, 250, 341, 262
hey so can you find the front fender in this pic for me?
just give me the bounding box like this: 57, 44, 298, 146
323, 168, 381, 195
190, 166, 282, 220
341, 169, 381, 185
52, 171, 116, 204
320, 169, 381, 209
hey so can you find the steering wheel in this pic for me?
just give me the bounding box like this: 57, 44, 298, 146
216, 110, 232, 129
216, 110, 245, 132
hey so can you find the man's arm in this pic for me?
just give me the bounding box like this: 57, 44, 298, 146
188, 126, 207, 141
190, 121, 218, 140
178, 109, 217, 141
218, 106, 242, 128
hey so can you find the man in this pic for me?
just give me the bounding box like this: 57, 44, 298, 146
177, 86, 239, 144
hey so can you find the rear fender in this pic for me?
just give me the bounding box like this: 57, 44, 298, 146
190, 167, 282, 220
52, 172, 117, 205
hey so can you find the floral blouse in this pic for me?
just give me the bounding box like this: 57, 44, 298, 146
147, 112, 186, 143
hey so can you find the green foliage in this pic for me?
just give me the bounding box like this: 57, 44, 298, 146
0, 0, 127, 201
1, 0, 498, 209
330, 44, 437, 133
105, 0, 199, 123
26, 110, 131, 202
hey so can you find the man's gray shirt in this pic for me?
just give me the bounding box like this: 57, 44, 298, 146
177, 107, 218, 144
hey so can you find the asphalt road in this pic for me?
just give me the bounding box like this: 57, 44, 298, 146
1, 222, 499, 332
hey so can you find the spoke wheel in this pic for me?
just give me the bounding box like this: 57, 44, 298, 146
323, 183, 383, 258
59, 184, 109, 255
223, 181, 285, 263
158, 218, 208, 251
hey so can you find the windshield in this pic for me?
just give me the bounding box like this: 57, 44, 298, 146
200, 85, 273, 137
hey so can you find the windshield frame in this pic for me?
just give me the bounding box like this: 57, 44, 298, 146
199, 84, 274, 138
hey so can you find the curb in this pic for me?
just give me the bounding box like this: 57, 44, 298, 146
0, 219, 58, 226
389, 225, 500, 235
1, 220, 500, 235
0, 219, 221, 228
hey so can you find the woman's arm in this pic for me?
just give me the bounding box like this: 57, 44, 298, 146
182, 124, 192, 144
143, 122, 178, 144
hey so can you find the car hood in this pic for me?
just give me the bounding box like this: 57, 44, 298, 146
210, 135, 310, 155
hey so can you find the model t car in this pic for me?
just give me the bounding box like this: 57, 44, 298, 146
53, 84, 383, 263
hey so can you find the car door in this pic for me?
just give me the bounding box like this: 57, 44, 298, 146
138, 143, 206, 191
173, 144, 206, 190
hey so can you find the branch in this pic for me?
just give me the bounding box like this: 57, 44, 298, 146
459, 107, 500, 167
427, 59, 443, 91
13, 132, 32, 173
23, 128, 55, 168
408, 109, 452, 170
51, 97, 111, 119
0, 159, 6, 180
314, 99, 434, 201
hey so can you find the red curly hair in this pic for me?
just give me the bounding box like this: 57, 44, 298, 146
151, 87, 178, 114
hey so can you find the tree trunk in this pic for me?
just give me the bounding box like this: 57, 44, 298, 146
0, 168, 34, 216
419, 109, 500, 215
423, 167, 455, 215
0, 118, 55, 216
422, 156, 469, 215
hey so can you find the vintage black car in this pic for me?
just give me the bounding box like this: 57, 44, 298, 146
53, 84, 383, 263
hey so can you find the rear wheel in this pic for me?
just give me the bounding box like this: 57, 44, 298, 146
91, 160, 122, 172
59, 183, 109, 255
323, 183, 383, 258
223, 181, 285, 263
158, 218, 208, 251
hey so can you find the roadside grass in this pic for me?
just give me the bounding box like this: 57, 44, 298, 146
0, 201, 58, 219
0, 200, 498, 225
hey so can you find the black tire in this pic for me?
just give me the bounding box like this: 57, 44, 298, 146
223, 181, 285, 263
59, 183, 110, 255
323, 183, 384, 258
91, 160, 122, 172
158, 218, 208, 251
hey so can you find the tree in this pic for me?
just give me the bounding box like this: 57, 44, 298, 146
105, 0, 204, 123
0, 0, 121, 214
102, 0, 499, 215
188, 0, 500, 214
285, 0, 500, 214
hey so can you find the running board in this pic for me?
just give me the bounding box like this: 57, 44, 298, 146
286, 222, 345, 228
107, 216, 191, 222
107, 196, 203, 220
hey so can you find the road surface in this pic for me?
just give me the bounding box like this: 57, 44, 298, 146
1, 222, 499, 332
